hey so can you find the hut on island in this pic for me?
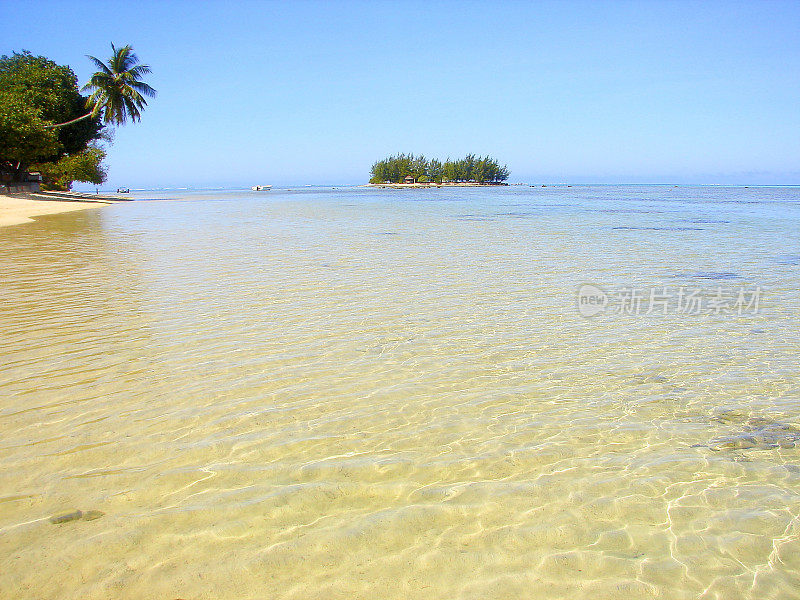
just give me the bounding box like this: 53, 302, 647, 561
403, 175, 416, 184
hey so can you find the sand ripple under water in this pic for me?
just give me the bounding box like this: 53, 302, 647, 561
1, 185, 799, 599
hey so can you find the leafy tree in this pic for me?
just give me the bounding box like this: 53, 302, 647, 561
442, 158, 458, 183
477, 157, 489, 182
410, 154, 427, 179
1, 45, 153, 188
427, 158, 443, 183
0, 51, 103, 178
0, 51, 102, 140
371, 154, 509, 184
463, 154, 476, 181
33, 145, 107, 190
0, 91, 61, 179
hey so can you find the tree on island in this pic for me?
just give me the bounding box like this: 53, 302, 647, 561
370, 154, 509, 184
0, 44, 154, 190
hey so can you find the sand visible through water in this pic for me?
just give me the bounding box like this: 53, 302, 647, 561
1, 185, 799, 599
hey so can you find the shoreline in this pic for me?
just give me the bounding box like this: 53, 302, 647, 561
0, 193, 115, 228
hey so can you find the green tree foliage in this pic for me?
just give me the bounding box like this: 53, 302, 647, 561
44, 44, 156, 130
370, 154, 510, 184
0, 51, 103, 158
428, 158, 443, 183
32, 145, 107, 191
0, 51, 106, 187
0, 92, 61, 179
82, 44, 156, 125
1, 46, 154, 188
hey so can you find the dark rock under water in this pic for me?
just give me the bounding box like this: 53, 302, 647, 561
49, 509, 105, 524
698, 411, 800, 451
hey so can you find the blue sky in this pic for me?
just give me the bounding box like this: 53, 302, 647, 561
3, 0, 799, 188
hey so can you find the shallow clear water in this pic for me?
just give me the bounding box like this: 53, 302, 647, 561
1, 185, 800, 599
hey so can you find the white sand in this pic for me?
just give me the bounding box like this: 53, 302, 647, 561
0, 194, 108, 228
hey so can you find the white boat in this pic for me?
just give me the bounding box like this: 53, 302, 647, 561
251, 185, 272, 191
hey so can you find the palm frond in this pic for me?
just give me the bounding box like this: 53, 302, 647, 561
127, 80, 157, 98
81, 42, 156, 126
86, 55, 112, 75
128, 64, 152, 78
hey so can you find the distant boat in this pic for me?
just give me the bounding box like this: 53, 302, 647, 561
117, 188, 130, 193
251, 185, 272, 191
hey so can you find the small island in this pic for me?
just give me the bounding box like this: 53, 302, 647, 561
369, 153, 509, 187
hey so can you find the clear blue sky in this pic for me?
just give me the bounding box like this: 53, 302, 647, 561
3, 0, 799, 188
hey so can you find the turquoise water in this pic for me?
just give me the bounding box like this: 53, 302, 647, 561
1, 185, 800, 599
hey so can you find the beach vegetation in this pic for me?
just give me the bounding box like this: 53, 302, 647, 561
33, 145, 108, 190
0, 45, 154, 190
47, 44, 156, 129
0, 93, 61, 180
0, 51, 103, 184
370, 153, 509, 184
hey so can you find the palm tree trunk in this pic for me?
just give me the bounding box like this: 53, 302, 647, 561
44, 112, 94, 129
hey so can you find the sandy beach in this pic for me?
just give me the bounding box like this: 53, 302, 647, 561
0, 193, 110, 228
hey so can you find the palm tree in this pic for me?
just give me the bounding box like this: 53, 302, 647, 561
46, 44, 156, 129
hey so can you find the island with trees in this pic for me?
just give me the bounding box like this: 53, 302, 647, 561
369, 154, 509, 187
